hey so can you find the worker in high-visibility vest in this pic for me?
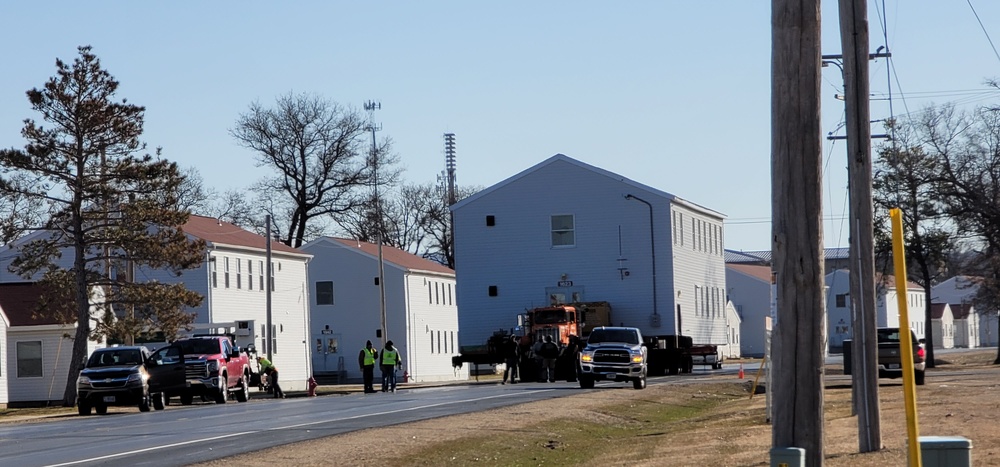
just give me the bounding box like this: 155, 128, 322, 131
379, 340, 403, 393
358, 340, 378, 394
257, 356, 284, 398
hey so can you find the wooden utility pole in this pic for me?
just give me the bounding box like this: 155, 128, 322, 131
771, 1, 826, 465
839, 0, 883, 453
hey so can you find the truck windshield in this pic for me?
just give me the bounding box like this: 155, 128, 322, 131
588, 329, 639, 345
87, 349, 144, 367
533, 309, 568, 324
177, 339, 220, 355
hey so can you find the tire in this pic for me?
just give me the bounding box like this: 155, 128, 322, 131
915, 369, 926, 386
579, 376, 595, 389
236, 374, 249, 403
138, 392, 151, 412
181, 394, 194, 405
78, 400, 92, 416
152, 393, 165, 411
215, 373, 228, 404
633, 375, 647, 390
95, 403, 108, 415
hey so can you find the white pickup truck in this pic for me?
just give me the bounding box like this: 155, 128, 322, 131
577, 326, 648, 390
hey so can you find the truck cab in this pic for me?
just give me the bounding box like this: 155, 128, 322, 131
577, 326, 647, 390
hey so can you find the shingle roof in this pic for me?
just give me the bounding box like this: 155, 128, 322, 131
724, 247, 850, 264
328, 238, 454, 275
183, 215, 305, 256
726, 263, 772, 282
0, 282, 69, 326
950, 303, 974, 320
930, 303, 951, 320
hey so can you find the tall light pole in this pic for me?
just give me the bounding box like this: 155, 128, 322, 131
365, 100, 387, 345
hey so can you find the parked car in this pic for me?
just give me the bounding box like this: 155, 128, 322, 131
77, 346, 157, 415
146, 336, 251, 405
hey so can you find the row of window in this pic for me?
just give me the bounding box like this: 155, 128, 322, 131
431, 330, 456, 354
210, 257, 276, 291
672, 212, 723, 255
314, 280, 455, 307
693, 284, 725, 319
834, 292, 926, 309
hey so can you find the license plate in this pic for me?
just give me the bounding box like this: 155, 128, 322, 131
888, 364, 900, 369
103, 396, 115, 403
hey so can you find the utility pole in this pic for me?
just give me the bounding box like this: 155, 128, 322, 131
839, 0, 883, 452
265, 214, 273, 360
771, 1, 825, 465
365, 100, 387, 346
444, 133, 457, 269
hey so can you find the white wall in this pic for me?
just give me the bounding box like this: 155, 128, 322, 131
669, 202, 729, 346
403, 273, 467, 382
7, 327, 100, 403
726, 268, 771, 357
720, 301, 742, 358
954, 314, 979, 348
0, 314, 8, 405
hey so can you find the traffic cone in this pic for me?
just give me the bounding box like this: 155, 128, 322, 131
738, 363, 745, 379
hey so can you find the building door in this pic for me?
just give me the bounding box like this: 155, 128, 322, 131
545, 286, 585, 305
312, 326, 341, 373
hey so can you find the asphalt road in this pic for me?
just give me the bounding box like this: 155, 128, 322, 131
0, 370, 729, 467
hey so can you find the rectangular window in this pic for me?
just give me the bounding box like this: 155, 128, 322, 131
551, 214, 575, 247
316, 281, 334, 305
248, 260, 253, 291
836, 293, 848, 308
435, 283, 440, 304
270, 262, 275, 292
211, 258, 217, 288
488, 285, 498, 297
486, 215, 495, 226
224, 257, 230, 288
679, 213, 684, 246
258, 260, 264, 291
428, 282, 433, 304
16, 341, 42, 378
672, 212, 677, 243
448, 284, 453, 305
236, 259, 242, 289
437, 330, 442, 353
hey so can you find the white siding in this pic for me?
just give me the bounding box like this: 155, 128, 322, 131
7, 327, 100, 403
669, 203, 728, 345
403, 273, 465, 382
0, 314, 8, 405
453, 156, 726, 348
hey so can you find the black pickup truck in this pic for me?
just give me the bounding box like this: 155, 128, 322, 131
844, 327, 926, 385
877, 327, 926, 385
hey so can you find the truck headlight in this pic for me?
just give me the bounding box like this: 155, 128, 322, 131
631, 355, 644, 363
206, 360, 219, 373
77, 375, 91, 386
580, 352, 594, 363
127, 373, 147, 383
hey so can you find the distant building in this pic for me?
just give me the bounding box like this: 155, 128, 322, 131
949, 303, 979, 348
452, 154, 728, 348
932, 276, 998, 347
301, 238, 467, 383
825, 269, 925, 351
725, 264, 771, 357
930, 303, 955, 349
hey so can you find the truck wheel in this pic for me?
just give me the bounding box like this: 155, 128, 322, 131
138, 391, 151, 412
235, 374, 249, 402
633, 375, 647, 390
78, 400, 91, 416
152, 393, 165, 411
95, 403, 108, 415
215, 378, 228, 404
915, 370, 926, 386
181, 394, 194, 405
579, 376, 595, 389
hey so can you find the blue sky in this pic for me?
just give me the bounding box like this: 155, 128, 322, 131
2, 2, 999, 251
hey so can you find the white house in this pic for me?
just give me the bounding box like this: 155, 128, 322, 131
930, 303, 956, 349
721, 300, 742, 359
0, 283, 104, 406
932, 276, 998, 347
725, 264, 771, 357
949, 303, 979, 348
1, 215, 314, 392
300, 237, 468, 384
825, 269, 926, 350
451, 154, 729, 349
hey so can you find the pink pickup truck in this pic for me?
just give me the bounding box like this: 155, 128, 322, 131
146, 336, 252, 406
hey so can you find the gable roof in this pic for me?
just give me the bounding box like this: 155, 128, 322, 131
725, 247, 850, 264
930, 303, 952, 320
0, 282, 69, 326
949, 303, 975, 319
311, 238, 454, 276
183, 215, 307, 256
450, 154, 725, 218
726, 263, 772, 283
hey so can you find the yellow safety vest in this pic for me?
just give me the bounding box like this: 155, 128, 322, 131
363, 348, 376, 365
381, 349, 399, 366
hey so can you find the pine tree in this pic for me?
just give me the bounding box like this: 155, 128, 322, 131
0, 46, 205, 406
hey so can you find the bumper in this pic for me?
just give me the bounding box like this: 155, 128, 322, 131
579, 363, 645, 381
78, 385, 146, 406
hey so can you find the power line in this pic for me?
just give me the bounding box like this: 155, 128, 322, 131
967, 0, 1000, 66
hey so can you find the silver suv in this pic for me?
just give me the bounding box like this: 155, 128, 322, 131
577, 327, 647, 390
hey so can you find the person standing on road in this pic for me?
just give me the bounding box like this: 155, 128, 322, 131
539, 336, 560, 383
531, 336, 544, 381
257, 356, 284, 398
358, 340, 378, 394
379, 340, 403, 392
502, 335, 520, 384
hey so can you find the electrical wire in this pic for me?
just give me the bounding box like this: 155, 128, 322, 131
967, 0, 1000, 66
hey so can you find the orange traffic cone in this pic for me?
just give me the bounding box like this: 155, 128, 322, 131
738, 363, 745, 379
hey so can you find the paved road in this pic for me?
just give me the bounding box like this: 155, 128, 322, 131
1, 371, 729, 467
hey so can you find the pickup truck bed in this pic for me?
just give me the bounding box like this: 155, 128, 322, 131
877, 328, 926, 385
